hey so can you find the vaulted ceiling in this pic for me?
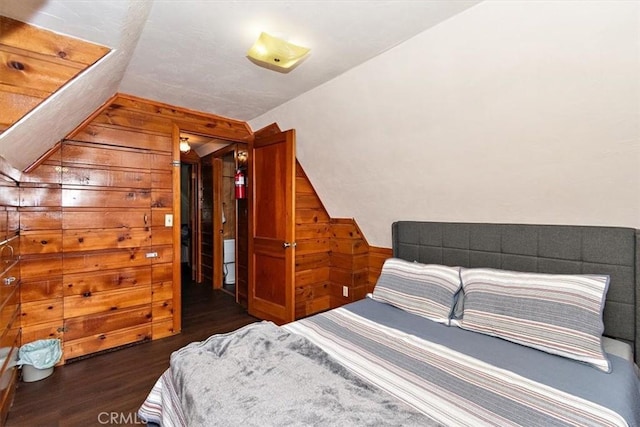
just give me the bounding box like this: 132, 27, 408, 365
0, 0, 480, 172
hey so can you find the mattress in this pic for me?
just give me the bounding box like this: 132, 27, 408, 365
139, 298, 640, 426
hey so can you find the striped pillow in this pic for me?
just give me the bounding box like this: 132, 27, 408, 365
459, 268, 611, 372
372, 258, 461, 324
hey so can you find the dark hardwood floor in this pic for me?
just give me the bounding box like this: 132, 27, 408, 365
6, 276, 257, 426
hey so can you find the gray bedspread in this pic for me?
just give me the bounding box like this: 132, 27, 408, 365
287, 298, 640, 427
169, 321, 440, 427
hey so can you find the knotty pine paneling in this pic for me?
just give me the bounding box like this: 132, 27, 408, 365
109, 95, 252, 142
0, 182, 19, 207
0, 16, 108, 136
61, 187, 152, 208
0, 214, 6, 241
62, 208, 149, 229
0, 49, 83, 93
295, 208, 330, 225
21, 321, 62, 344
20, 278, 63, 302
151, 190, 172, 208
152, 171, 172, 189
152, 299, 173, 321
63, 286, 151, 319
19, 152, 64, 348
62, 143, 151, 169
152, 281, 173, 302
296, 223, 332, 239
152, 263, 173, 283
0, 171, 20, 421
0, 91, 41, 132
368, 246, 393, 293
151, 245, 173, 264
294, 162, 392, 317
62, 248, 151, 275
200, 155, 214, 283
63, 267, 152, 297
62, 228, 152, 252
19, 209, 62, 231
151, 319, 174, 340
19, 230, 62, 254
151, 227, 173, 246
19, 186, 61, 207
294, 163, 332, 318
21, 298, 63, 327
18, 161, 61, 184
6, 210, 18, 239
15, 93, 259, 360
70, 124, 173, 152
57, 137, 157, 358
0, 16, 109, 65
63, 324, 151, 361
63, 306, 152, 342
62, 165, 151, 188
20, 254, 62, 279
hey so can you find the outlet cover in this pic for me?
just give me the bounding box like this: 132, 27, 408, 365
165, 214, 173, 227
342, 286, 349, 298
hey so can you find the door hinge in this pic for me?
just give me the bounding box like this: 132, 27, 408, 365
282, 242, 297, 249
57, 326, 69, 333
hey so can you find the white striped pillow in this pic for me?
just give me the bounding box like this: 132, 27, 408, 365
372, 258, 461, 324
459, 268, 611, 372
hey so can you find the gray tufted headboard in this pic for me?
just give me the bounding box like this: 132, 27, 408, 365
392, 221, 639, 363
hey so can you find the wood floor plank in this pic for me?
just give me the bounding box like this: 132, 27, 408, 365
6, 274, 258, 426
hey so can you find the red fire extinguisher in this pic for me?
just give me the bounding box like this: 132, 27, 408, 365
234, 169, 246, 199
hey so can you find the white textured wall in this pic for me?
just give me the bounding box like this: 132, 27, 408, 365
250, 0, 640, 248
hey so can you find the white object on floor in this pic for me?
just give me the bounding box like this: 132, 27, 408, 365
223, 239, 236, 285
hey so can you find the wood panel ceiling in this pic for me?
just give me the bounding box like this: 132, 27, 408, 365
0, 16, 110, 134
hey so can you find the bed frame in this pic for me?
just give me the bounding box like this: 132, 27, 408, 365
392, 221, 639, 363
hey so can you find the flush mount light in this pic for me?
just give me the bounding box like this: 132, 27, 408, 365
247, 32, 310, 72
179, 137, 191, 153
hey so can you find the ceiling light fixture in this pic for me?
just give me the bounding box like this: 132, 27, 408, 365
247, 32, 310, 73
179, 137, 191, 153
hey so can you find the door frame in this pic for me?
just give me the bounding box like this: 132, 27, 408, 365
179, 154, 202, 283
171, 124, 251, 331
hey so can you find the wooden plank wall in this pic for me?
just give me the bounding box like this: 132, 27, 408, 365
19, 147, 64, 353
200, 155, 214, 284
0, 172, 20, 423
18, 94, 252, 362
15, 91, 386, 354
0, 16, 110, 134
294, 163, 392, 318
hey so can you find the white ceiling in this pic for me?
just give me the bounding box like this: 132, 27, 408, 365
118, 0, 481, 121
3, 0, 480, 121
0, 0, 480, 170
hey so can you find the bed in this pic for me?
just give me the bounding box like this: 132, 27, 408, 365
139, 221, 640, 426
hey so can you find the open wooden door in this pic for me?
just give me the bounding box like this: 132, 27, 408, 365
248, 126, 296, 324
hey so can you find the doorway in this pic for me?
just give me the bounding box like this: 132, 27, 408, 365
220, 150, 237, 295
179, 140, 202, 284
180, 163, 195, 280
204, 143, 249, 307
181, 138, 247, 307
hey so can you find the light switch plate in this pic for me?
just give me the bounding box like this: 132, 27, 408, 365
165, 214, 173, 227
342, 286, 349, 298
